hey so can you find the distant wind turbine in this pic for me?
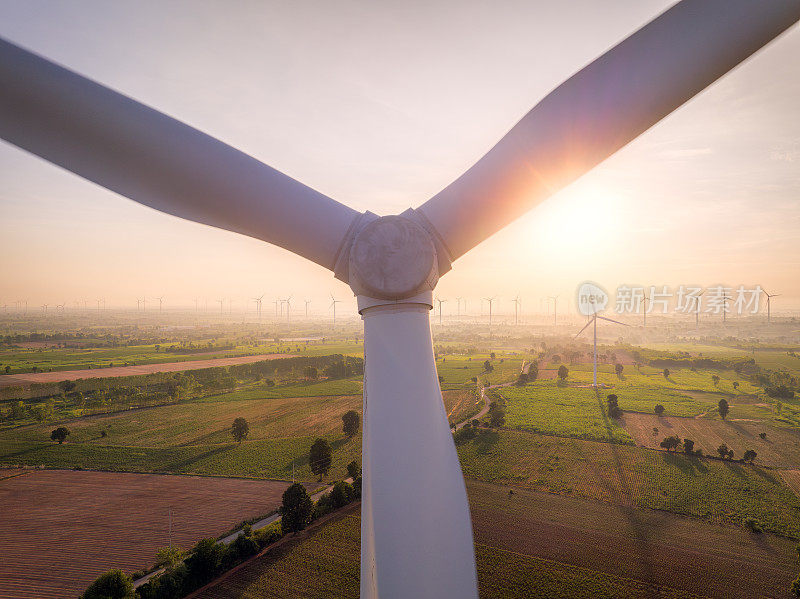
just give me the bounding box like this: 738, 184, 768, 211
330, 294, 342, 326
455, 297, 462, 318
575, 284, 629, 388
764, 289, 780, 324
436, 298, 446, 325
304, 299, 311, 318
483, 297, 496, 327
154, 296, 164, 312
512, 295, 521, 325
548, 295, 559, 327
252, 294, 264, 320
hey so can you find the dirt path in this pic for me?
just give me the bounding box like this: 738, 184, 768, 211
0, 354, 295, 387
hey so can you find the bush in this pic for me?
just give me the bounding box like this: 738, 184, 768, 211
453, 426, 477, 444
330, 481, 354, 509
342, 410, 360, 437
154, 546, 184, 568
683, 439, 695, 454
253, 523, 282, 549
50, 426, 70, 444
346, 460, 361, 480
81, 570, 135, 599
184, 538, 225, 587
743, 517, 763, 533
654, 404, 665, 416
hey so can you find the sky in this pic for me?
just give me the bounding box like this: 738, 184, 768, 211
0, 0, 798, 317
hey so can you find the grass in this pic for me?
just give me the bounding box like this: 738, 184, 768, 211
0, 383, 364, 482
436, 353, 525, 389
498, 383, 632, 444
456, 429, 800, 538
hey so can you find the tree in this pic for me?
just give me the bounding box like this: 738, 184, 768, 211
654, 404, 665, 417
606, 394, 622, 419
743, 449, 757, 463
280, 482, 313, 533
50, 426, 69, 444
615, 363, 624, 377
309, 438, 332, 479
663, 368, 670, 378
527, 361, 538, 382
718, 398, 729, 420
557, 365, 568, 381
346, 459, 361, 479
717, 443, 730, 459
733, 381, 739, 391
483, 360, 494, 373
683, 438, 695, 454
231, 417, 249, 443
490, 408, 506, 428
712, 375, 720, 386
660, 435, 681, 452
791, 574, 800, 598
759, 432, 767, 440
81, 571, 134, 599
185, 538, 224, 585
342, 410, 360, 438
490, 352, 496, 360
303, 366, 318, 379
516, 372, 528, 386
728, 449, 735, 460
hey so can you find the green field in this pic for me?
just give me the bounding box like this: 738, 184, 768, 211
436, 353, 525, 389
456, 429, 800, 538
0, 382, 364, 482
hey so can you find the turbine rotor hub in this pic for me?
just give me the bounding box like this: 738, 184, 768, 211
348, 215, 438, 300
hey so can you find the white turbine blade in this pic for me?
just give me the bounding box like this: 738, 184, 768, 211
417, 0, 800, 260
361, 306, 477, 599
574, 316, 595, 338
597, 314, 630, 327
0, 37, 359, 271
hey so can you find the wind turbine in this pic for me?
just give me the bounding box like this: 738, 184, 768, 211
329, 294, 342, 326
455, 296, 462, 318
2, 4, 797, 596
642, 292, 650, 327
304, 299, 312, 317
512, 295, 521, 325
436, 297, 446, 325
575, 283, 629, 388
284, 296, 292, 322
154, 296, 164, 312
695, 289, 705, 328
272, 298, 280, 318
216, 298, 224, 314
764, 289, 780, 323
483, 297, 496, 327
548, 295, 559, 327
252, 294, 264, 320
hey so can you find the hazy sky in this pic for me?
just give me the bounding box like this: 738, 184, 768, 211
1, 1, 798, 316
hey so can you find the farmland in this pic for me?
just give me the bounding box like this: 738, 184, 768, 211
456, 429, 800, 537
622, 412, 800, 467
194, 480, 797, 599
0, 469, 293, 599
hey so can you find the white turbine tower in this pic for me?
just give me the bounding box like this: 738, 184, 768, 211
252, 294, 264, 320
483, 297, 496, 327
329, 294, 342, 326
304, 299, 312, 318
436, 297, 446, 325
512, 295, 521, 325
549, 295, 559, 327
575, 283, 629, 388
764, 289, 780, 323
2, 3, 798, 596
455, 296, 462, 318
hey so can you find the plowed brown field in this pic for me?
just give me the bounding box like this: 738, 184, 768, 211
0, 354, 294, 387
622, 412, 800, 467
0, 469, 290, 599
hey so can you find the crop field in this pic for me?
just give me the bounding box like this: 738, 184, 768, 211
456, 429, 800, 537
622, 412, 800, 467
436, 353, 525, 389
0, 387, 364, 481
497, 383, 632, 443
0, 353, 295, 387
194, 480, 796, 599
0, 342, 294, 376
0, 469, 292, 599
